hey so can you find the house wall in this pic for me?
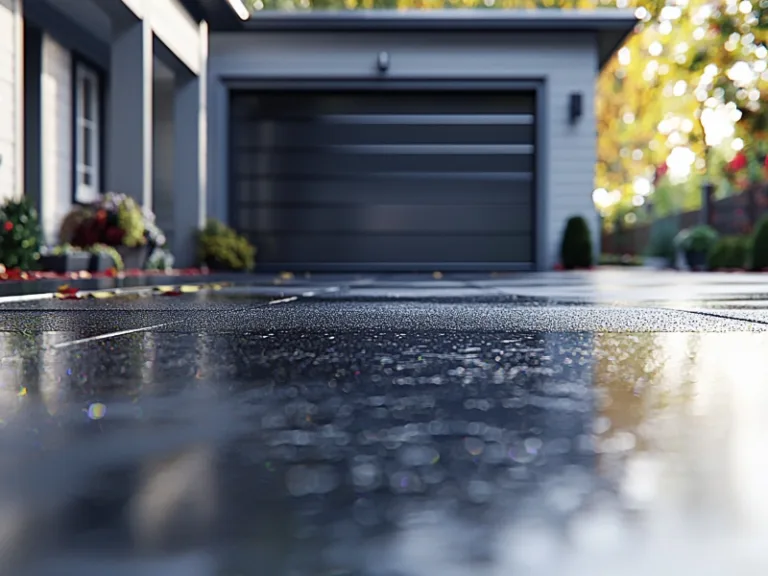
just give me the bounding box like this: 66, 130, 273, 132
208, 31, 600, 270
0, 0, 23, 203
153, 78, 175, 250
40, 34, 73, 245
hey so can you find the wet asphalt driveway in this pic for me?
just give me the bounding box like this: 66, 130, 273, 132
4, 270, 768, 575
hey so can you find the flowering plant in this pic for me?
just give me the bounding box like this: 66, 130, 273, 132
0, 197, 42, 270
69, 192, 168, 254
725, 148, 768, 191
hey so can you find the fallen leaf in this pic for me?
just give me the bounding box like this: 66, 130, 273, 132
279, 271, 294, 280
154, 286, 176, 293
180, 285, 200, 293
17, 387, 27, 397
432, 271, 444, 280
88, 291, 114, 299
78, 271, 92, 279
162, 290, 183, 297
57, 285, 79, 295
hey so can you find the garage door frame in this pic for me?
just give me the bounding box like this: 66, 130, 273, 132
225, 79, 547, 272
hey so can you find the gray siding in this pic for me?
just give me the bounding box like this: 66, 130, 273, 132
208, 31, 600, 270
0, 0, 22, 203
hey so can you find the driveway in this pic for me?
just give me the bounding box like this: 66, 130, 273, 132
3, 270, 768, 575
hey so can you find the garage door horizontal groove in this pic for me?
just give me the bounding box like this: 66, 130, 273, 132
235, 144, 535, 154
247, 231, 534, 237
237, 201, 533, 209
236, 183, 534, 204
236, 174, 533, 183
297, 114, 536, 125
235, 124, 534, 147
237, 153, 534, 174
253, 236, 533, 264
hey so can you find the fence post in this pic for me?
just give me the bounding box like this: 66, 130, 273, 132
701, 182, 716, 227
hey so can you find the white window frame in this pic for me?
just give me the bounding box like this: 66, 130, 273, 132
74, 62, 100, 204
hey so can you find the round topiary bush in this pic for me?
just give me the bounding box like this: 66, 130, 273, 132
751, 216, 768, 271
560, 215, 593, 270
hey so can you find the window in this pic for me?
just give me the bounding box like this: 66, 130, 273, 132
74, 63, 100, 203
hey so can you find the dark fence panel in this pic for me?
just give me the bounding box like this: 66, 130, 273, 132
602, 184, 768, 255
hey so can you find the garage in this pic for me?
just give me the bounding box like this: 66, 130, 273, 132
207, 10, 638, 270
229, 89, 537, 271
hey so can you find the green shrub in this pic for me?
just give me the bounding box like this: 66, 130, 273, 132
560, 216, 593, 269
751, 216, 768, 270
197, 219, 256, 272
0, 197, 42, 270
674, 225, 719, 254
707, 236, 749, 270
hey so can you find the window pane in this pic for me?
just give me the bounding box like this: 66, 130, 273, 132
82, 76, 94, 121
83, 125, 93, 167
78, 167, 92, 187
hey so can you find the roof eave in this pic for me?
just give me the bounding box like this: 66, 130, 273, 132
240, 9, 638, 33
180, 0, 250, 28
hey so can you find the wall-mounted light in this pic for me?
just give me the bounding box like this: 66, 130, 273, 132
569, 92, 583, 125
377, 51, 390, 74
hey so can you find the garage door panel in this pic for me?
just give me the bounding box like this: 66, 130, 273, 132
233, 93, 536, 118
236, 150, 534, 177
235, 178, 533, 206
233, 120, 535, 148
251, 233, 533, 264
237, 205, 533, 235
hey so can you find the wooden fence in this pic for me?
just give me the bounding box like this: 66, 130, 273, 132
602, 183, 768, 255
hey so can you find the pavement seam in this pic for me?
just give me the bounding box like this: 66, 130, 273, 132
673, 307, 768, 327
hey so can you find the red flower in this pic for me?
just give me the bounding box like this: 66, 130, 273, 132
728, 152, 748, 172
105, 227, 125, 245
3, 221, 13, 232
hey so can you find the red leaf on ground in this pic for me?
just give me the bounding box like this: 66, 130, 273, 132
57, 285, 79, 295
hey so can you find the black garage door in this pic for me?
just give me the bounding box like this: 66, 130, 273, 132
229, 90, 536, 270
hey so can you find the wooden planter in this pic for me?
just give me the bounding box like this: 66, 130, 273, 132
685, 250, 707, 271
39, 253, 91, 274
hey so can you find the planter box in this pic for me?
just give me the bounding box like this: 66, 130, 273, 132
116, 244, 149, 270
39, 253, 91, 274
89, 253, 115, 272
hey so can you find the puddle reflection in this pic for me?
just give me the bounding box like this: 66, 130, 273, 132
0, 331, 765, 574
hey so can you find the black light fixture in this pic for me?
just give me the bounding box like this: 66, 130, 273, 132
377, 51, 390, 73
569, 92, 583, 125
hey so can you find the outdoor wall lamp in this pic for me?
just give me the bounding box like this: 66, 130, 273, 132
377, 51, 390, 73
569, 92, 583, 124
